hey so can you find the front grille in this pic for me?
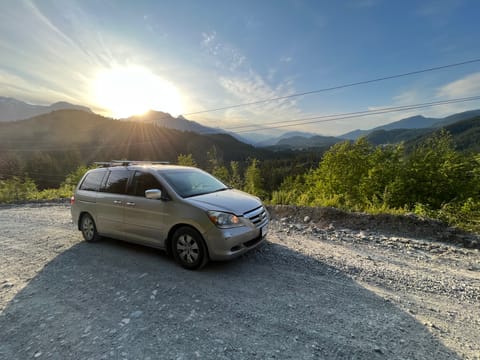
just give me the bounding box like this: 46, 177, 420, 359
244, 206, 268, 228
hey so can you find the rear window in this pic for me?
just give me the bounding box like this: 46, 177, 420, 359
79, 171, 106, 191
103, 170, 131, 194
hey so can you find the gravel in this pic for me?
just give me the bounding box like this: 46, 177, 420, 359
0, 203, 479, 359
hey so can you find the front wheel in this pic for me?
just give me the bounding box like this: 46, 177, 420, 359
172, 227, 209, 270
80, 214, 102, 242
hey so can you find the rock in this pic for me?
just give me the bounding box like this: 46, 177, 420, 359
303, 216, 311, 223
2, 282, 14, 289
130, 310, 143, 318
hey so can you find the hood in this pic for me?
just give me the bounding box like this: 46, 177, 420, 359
184, 189, 262, 216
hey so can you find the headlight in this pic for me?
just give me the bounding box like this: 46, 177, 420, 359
207, 211, 243, 228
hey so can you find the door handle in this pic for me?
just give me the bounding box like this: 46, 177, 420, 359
113, 200, 122, 205
126, 202, 136, 207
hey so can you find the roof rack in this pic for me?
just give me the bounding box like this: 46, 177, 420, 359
94, 160, 170, 168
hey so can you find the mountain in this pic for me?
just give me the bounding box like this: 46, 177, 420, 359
406, 116, 480, 152
365, 128, 432, 146
340, 129, 370, 140
364, 115, 480, 152
256, 131, 321, 147
124, 110, 256, 145
340, 115, 439, 140
375, 115, 439, 131
0, 97, 92, 122
0, 109, 271, 188
339, 109, 480, 140
273, 134, 342, 149
126, 111, 218, 134
433, 109, 480, 128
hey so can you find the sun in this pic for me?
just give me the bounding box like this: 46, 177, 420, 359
92, 66, 183, 118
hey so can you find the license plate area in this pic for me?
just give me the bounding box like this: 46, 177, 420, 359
261, 224, 269, 237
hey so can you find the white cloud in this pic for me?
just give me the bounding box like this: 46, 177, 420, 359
201, 31, 246, 72
436, 72, 480, 99
198, 31, 304, 133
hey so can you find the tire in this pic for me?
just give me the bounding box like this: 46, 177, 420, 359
80, 214, 102, 242
172, 226, 209, 270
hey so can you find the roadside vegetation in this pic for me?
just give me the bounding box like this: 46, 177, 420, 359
1, 130, 479, 233
270, 131, 480, 233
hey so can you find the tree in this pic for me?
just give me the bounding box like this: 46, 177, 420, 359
228, 161, 243, 189
358, 144, 404, 208
309, 138, 374, 207
244, 158, 266, 198
177, 153, 197, 167
399, 130, 475, 208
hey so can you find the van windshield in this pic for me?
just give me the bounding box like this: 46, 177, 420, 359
159, 169, 229, 198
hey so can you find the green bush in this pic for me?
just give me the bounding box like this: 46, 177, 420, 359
0, 177, 38, 203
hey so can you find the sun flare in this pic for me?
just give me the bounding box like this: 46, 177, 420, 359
93, 66, 183, 118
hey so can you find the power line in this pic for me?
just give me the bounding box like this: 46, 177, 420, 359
229, 96, 480, 133
183, 58, 480, 116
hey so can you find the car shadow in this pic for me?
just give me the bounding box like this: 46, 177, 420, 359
0, 237, 460, 359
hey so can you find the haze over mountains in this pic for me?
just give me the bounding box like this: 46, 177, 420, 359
1, 97, 479, 151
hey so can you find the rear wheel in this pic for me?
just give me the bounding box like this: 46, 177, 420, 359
80, 214, 101, 242
172, 227, 208, 270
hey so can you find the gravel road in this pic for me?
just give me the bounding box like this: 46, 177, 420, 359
0, 203, 479, 359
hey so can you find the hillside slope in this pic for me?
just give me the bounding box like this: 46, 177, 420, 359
0, 110, 268, 187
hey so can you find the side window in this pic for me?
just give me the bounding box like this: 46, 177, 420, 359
130, 171, 162, 197
103, 170, 131, 194
79, 171, 106, 191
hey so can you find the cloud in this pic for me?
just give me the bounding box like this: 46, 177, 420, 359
201, 31, 246, 72
198, 31, 303, 132
436, 72, 480, 99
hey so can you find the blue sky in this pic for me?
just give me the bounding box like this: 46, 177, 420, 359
1, 0, 480, 136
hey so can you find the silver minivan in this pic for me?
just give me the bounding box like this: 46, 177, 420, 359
71, 161, 269, 269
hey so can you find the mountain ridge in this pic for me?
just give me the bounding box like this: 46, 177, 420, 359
0, 97, 92, 122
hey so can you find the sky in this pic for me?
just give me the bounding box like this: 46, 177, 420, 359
1, 0, 480, 137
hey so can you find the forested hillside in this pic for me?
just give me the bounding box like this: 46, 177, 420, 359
0, 110, 267, 188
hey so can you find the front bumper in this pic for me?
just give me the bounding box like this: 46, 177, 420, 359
204, 221, 269, 261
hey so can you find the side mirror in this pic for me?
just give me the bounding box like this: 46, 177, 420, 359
145, 189, 162, 200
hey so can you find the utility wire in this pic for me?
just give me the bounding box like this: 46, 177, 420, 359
230, 96, 480, 133
183, 58, 480, 116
